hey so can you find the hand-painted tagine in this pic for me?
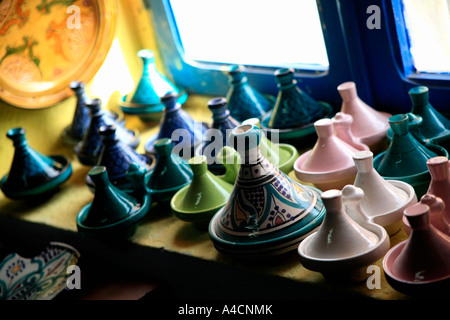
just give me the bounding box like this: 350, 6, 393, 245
261, 68, 334, 143
0, 242, 80, 300
209, 124, 326, 258
1, 127, 72, 200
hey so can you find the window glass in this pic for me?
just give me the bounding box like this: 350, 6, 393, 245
168, 0, 329, 71
402, 0, 450, 73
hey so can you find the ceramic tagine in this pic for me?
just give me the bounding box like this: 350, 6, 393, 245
373, 114, 448, 198
86, 125, 154, 192
194, 97, 240, 172
298, 187, 390, 283
75, 98, 140, 166
225, 65, 274, 122
350, 150, 417, 235
293, 118, 365, 191
146, 138, 193, 203
383, 202, 450, 296
242, 118, 299, 175
337, 81, 391, 153
208, 124, 326, 258
214, 146, 241, 185
171, 155, 234, 230
261, 68, 334, 142
76, 166, 151, 240
61, 81, 123, 145
0, 127, 73, 200
332, 113, 369, 152
144, 92, 208, 157
120, 49, 188, 122
404, 86, 450, 149
402, 194, 450, 237
402, 156, 450, 236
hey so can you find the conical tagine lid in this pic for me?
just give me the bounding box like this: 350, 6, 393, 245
208, 124, 325, 257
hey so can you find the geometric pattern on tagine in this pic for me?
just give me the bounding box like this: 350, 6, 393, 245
0, 243, 80, 300
219, 156, 318, 235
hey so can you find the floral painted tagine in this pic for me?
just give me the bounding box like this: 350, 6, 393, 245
209, 124, 326, 258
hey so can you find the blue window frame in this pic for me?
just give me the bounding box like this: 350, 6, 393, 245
146, 0, 450, 114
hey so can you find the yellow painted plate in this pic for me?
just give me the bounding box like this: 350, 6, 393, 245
0, 0, 117, 109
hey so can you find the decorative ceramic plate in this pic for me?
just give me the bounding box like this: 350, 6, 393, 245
0, 0, 117, 108
0, 242, 80, 300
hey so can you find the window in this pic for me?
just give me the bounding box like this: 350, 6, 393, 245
147, 0, 450, 114
169, 0, 329, 71
401, 0, 450, 74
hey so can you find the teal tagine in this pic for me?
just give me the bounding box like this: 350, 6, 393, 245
225, 65, 274, 122
76, 166, 151, 240
120, 49, 188, 122
1, 127, 73, 200
261, 68, 334, 142
208, 124, 326, 258
407, 86, 450, 149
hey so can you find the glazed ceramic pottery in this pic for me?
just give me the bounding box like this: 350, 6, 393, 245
62, 81, 123, 145
225, 65, 274, 122
77, 166, 151, 239
75, 98, 140, 166
337, 81, 391, 153
171, 155, 234, 230
242, 118, 299, 174
298, 189, 390, 283
0, 127, 73, 200
147, 138, 193, 203
120, 49, 188, 122
422, 157, 450, 225
383, 202, 450, 296
215, 146, 241, 184
293, 118, 362, 191
351, 151, 417, 235
373, 114, 448, 198
86, 125, 154, 192
402, 194, 450, 237
144, 92, 208, 156
332, 113, 369, 152
407, 86, 450, 149
0, 242, 80, 300
195, 97, 240, 170
208, 124, 326, 257
261, 69, 334, 143
267, 68, 329, 129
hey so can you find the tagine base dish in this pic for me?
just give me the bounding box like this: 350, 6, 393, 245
261, 102, 335, 143
0, 155, 72, 200
208, 186, 326, 258
0, 242, 80, 300
277, 143, 299, 174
